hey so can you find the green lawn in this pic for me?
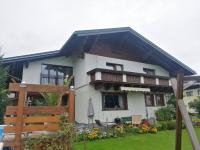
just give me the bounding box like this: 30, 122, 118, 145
74, 129, 200, 150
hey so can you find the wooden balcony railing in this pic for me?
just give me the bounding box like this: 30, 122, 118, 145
101, 72, 123, 82
126, 75, 140, 84
143, 77, 156, 85
87, 68, 171, 87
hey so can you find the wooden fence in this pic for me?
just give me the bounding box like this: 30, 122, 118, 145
3, 83, 75, 150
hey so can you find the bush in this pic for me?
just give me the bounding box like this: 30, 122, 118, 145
166, 120, 176, 130
138, 119, 158, 134
157, 120, 187, 131
189, 97, 200, 117
155, 106, 175, 121
125, 127, 139, 134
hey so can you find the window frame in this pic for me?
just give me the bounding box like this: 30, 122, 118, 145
155, 94, 165, 106
40, 63, 73, 85
143, 68, 155, 76
101, 92, 128, 111
144, 93, 155, 107
198, 90, 200, 96
106, 62, 124, 71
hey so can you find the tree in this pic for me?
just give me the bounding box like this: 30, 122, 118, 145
0, 55, 9, 124
188, 96, 200, 117
155, 94, 176, 121
167, 94, 176, 108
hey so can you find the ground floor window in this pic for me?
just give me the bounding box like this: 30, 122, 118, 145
145, 93, 165, 107
102, 92, 127, 110
145, 94, 155, 106
155, 94, 165, 106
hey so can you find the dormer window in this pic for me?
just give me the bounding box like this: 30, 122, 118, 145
143, 68, 155, 75
106, 62, 123, 71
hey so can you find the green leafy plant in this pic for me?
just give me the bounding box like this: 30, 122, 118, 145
189, 96, 200, 117
155, 106, 175, 121
40, 92, 60, 106
0, 55, 9, 124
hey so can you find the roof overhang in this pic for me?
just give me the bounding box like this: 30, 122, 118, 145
61, 27, 196, 76
3, 50, 60, 64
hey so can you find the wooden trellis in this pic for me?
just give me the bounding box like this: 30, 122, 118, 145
3, 83, 75, 150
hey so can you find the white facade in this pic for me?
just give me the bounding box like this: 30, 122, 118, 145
22, 56, 74, 84
21, 53, 170, 123
183, 88, 200, 114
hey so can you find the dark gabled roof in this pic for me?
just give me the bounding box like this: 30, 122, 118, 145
61, 27, 196, 76
3, 27, 196, 75
3, 50, 60, 64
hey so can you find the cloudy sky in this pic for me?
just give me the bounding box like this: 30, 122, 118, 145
0, 0, 200, 73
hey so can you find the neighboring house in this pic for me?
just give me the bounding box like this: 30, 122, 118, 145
183, 83, 200, 114
3, 27, 196, 123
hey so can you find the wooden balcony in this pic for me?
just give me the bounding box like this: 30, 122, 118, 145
87, 68, 171, 87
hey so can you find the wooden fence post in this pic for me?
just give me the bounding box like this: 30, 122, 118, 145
14, 84, 26, 150
175, 73, 184, 150
68, 90, 75, 123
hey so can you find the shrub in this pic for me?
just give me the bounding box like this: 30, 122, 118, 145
113, 125, 125, 137
166, 120, 176, 130
155, 106, 175, 121
138, 119, 158, 134
189, 97, 200, 117
125, 126, 139, 134
87, 128, 102, 140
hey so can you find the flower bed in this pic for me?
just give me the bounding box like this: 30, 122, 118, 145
76, 119, 158, 142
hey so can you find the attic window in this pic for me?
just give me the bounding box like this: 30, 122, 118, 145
106, 63, 123, 71
143, 68, 155, 75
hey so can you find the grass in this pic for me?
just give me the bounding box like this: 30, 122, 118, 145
73, 129, 200, 150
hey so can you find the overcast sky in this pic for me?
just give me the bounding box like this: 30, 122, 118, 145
0, 0, 200, 73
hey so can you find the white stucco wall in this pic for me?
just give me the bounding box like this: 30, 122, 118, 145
22, 56, 74, 84
75, 84, 167, 123
85, 53, 169, 77
21, 53, 170, 123
183, 88, 200, 113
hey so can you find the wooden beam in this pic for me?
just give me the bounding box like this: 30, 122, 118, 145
5, 106, 69, 115
5, 116, 60, 124
175, 73, 184, 150
9, 83, 69, 93
5, 124, 60, 133
68, 90, 75, 122
178, 100, 200, 150
14, 85, 26, 150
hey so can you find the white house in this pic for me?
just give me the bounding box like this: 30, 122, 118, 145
3, 27, 196, 123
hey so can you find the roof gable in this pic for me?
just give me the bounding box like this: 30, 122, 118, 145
61, 27, 196, 76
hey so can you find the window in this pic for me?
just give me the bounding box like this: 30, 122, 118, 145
198, 90, 200, 96
186, 91, 193, 97
145, 94, 155, 106
102, 92, 127, 110
155, 94, 165, 106
106, 63, 123, 71
143, 68, 155, 75
41, 64, 73, 85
